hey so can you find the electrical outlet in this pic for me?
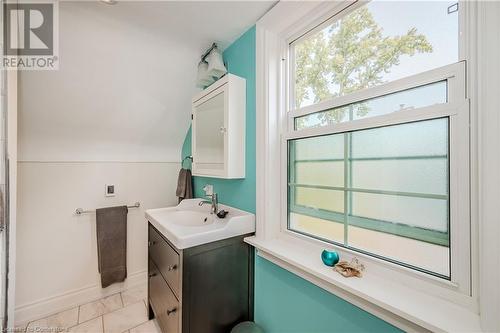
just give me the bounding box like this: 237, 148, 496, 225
105, 184, 115, 197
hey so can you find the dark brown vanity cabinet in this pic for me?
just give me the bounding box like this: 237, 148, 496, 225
148, 223, 254, 333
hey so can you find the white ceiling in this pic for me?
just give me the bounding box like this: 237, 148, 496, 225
89, 1, 277, 52
18, 1, 275, 162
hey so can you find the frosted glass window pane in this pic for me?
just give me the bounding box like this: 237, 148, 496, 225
347, 225, 450, 276
290, 213, 344, 244
294, 188, 344, 213
295, 81, 447, 130
295, 161, 344, 187
293, 134, 344, 160
350, 192, 448, 232
351, 118, 448, 158
351, 159, 448, 195
288, 118, 450, 277
293, 0, 458, 108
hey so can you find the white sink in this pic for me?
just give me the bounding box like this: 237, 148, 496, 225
145, 199, 255, 249
167, 210, 214, 226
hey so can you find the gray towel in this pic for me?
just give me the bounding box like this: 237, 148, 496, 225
176, 168, 193, 203
96, 205, 128, 288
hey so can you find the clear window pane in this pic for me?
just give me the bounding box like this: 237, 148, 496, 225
295, 81, 447, 130
293, 0, 458, 109
288, 118, 450, 277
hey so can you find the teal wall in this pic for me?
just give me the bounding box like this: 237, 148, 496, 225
181, 26, 401, 333
254, 256, 401, 333
181, 27, 256, 213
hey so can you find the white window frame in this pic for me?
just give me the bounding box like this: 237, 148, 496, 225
284, 1, 470, 291
246, 1, 491, 331
283, 60, 469, 284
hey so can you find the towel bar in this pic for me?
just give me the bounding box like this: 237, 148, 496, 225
182, 155, 193, 168
75, 202, 141, 215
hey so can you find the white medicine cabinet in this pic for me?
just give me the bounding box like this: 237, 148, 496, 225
191, 73, 246, 178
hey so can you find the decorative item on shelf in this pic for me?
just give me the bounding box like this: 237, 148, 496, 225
321, 249, 340, 267
334, 257, 365, 278
196, 43, 227, 88
206, 46, 227, 79
196, 61, 215, 88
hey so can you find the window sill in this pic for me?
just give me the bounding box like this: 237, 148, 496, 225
245, 235, 482, 332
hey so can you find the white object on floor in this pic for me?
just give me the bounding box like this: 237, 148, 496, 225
145, 198, 255, 249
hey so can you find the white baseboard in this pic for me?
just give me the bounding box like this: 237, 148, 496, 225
14, 270, 147, 326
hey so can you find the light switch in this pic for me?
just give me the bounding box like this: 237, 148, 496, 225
105, 184, 115, 197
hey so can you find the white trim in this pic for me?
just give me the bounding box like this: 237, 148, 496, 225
284, 0, 470, 292
255, 1, 481, 331
474, 2, 500, 332
289, 62, 464, 118
246, 235, 481, 333
14, 270, 147, 326
285, 102, 462, 140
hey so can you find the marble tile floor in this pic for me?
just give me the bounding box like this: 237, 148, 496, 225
19, 284, 161, 333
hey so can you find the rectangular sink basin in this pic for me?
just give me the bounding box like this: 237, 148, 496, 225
145, 199, 255, 249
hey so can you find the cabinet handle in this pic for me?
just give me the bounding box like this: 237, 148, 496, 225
148, 241, 157, 247
167, 264, 177, 271
166, 307, 177, 316
219, 126, 226, 134
148, 272, 157, 278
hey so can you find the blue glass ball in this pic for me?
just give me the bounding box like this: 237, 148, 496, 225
321, 250, 340, 267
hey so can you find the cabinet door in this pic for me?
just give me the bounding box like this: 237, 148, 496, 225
149, 226, 181, 298
149, 260, 180, 333
192, 85, 227, 177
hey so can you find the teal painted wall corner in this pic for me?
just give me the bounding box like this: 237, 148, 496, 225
254, 256, 402, 333
180, 25, 401, 333
181, 26, 256, 214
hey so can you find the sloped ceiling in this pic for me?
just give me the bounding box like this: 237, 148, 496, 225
19, 1, 275, 162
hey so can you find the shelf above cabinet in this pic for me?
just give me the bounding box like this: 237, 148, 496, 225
192, 74, 246, 179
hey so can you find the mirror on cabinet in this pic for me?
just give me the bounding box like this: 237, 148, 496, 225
192, 74, 245, 179
193, 91, 225, 172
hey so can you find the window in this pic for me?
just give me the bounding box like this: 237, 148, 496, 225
289, 118, 450, 276
286, 0, 468, 280
291, 0, 459, 109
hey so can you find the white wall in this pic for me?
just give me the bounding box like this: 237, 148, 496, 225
18, 1, 198, 162
6, 59, 18, 330
15, 162, 178, 323
15, 0, 276, 325
477, 2, 500, 331
15, 2, 191, 324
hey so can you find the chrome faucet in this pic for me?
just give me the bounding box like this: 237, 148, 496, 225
199, 193, 218, 214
